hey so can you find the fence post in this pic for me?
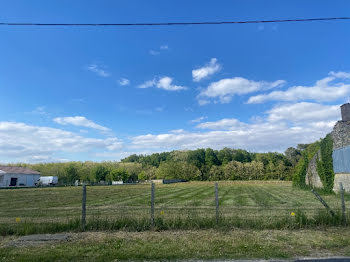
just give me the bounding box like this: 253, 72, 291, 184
339, 182, 346, 224
215, 182, 219, 224
81, 184, 86, 231
151, 182, 155, 226
311, 189, 335, 217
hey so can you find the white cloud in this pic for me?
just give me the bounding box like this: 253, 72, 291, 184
138, 77, 186, 91
196, 118, 246, 130
192, 58, 221, 82
87, 64, 110, 77
329, 71, 350, 79
248, 71, 350, 104
267, 102, 340, 123
138, 79, 156, 89
160, 45, 169, 50
53, 116, 111, 134
157, 77, 186, 91
130, 122, 331, 153
199, 77, 285, 104
130, 101, 341, 153
0, 122, 122, 163
190, 116, 207, 123
118, 78, 130, 86
198, 99, 210, 106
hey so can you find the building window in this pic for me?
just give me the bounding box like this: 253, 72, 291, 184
0, 175, 3, 184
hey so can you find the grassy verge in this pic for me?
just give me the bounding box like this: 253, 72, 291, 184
1, 208, 349, 236
1, 228, 350, 261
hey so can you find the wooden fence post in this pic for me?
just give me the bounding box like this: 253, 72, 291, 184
339, 182, 346, 224
311, 189, 335, 217
215, 182, 219, 224
151, 182, 155, 226
81, 184, 87, 231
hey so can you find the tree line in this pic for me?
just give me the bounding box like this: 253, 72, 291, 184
7, 147, 304, 184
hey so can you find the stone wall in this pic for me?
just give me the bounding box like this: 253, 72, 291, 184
305, 150, 323, 189
332, 121, 350, 150
333, 174, 350, 192
332, 120, 350, 192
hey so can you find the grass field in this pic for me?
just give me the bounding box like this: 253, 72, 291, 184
1, 229, 350, 261
0, 181, 349, 234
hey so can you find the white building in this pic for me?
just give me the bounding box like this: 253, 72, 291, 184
0, 166, 40, 187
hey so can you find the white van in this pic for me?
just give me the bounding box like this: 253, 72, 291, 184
37, 176, 58, 186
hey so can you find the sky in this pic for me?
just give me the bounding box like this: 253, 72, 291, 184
1, 0, 350, 163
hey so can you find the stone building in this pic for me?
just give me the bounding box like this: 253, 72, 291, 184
332, 103, 350, 192
305, 103, 350, 192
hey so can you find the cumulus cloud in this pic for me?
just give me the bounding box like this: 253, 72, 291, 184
248, 71, 350, 104
192, 58, 221, 82
86, 64, 110, 77
1, 102, 342, 163
130, 122, 330, 153
53, 116, 111, 134
138, 77, 186, 91
267, 102, 340, 123
130, 101, 341, 153
0, 122, 122, 162
198, 77, 285, 104
118, 78, 130, 86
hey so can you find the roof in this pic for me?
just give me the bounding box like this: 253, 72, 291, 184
0, 166, 40, 175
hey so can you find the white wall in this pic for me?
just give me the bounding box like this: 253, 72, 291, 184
0, 174, 40, 187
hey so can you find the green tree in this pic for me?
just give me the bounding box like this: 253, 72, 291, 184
208, 165, 224, 181
94, 165, 109, 182
65, 163, 79, 184
205, 148, 220, 167
107, 168, 129, 182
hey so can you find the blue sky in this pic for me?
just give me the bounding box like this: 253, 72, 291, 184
1, 0, 350, 162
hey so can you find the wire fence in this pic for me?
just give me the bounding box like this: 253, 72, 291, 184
0, 181, 348, 229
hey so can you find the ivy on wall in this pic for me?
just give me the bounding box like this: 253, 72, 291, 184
316, 134, 335, 192
293, 134, 335, 191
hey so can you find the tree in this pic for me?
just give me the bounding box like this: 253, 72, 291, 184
217, 147, 233, 165
65, 163, 79, 184
205, 148, 220, 167
156, 161, 200, 180
232, 149, 251, 163
106, 168, 129, 182
94, 165, 109, 182
208, 165, 224, 181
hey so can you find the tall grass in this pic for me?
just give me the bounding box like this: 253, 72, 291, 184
1, 209, 348, 236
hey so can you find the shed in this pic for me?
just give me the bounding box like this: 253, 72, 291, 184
0, 166, 40, 187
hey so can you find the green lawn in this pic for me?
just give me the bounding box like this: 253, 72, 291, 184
0, 181, 348, 231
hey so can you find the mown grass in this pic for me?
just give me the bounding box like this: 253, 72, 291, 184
0, 181, 348, 235
1, 228, 350, 261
